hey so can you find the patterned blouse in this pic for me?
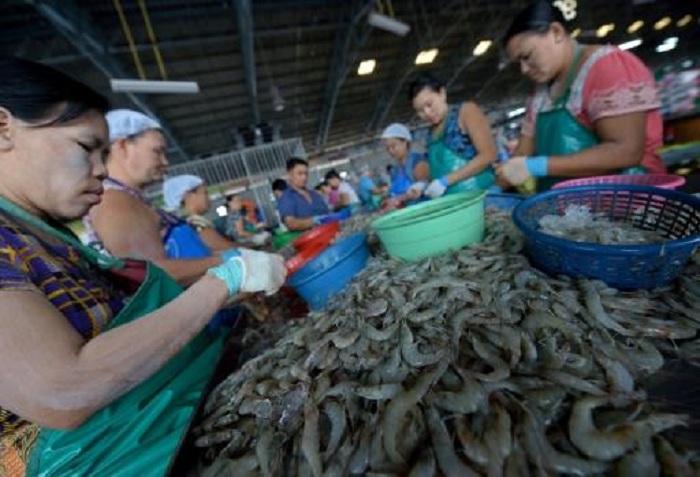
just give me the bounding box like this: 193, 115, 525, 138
0, 210, 125, 477
521, 45, 665, 173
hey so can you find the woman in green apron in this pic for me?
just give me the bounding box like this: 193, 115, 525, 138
0, 57, 286, 476
408, 73, 497, 198
497, 1, 666, 192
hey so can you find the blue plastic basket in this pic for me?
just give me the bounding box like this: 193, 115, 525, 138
287, 233, 369, 309
485, 193, 524, 211
512, 185, 700, 290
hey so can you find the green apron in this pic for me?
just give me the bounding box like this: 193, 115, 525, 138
534, 45, 644, 191
428, 111, 495, 194
0, 198, 225, 477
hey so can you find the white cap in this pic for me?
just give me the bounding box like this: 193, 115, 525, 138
162, 175, 204, 211
106, 109, 162, 143
380, 123, 412, 142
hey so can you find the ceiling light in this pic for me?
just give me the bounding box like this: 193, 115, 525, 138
368, 12, 410, 37
415, 48, 439, 65
627, 20, 644, 33
357, 59, 376, 76
473, 40, 492, 56
619, 39, 643, 50
507, 107, 526, 118
654, 16, 672, 30
111, 79, 200, 94
677, 15, 692, 28
553, 0, 577, 21
596, 23, 615, 38
571, 28, 581, 38
656, 37, 678, 53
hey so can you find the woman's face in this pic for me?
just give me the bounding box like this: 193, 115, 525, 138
412, 87, 448, 126
4, 108, 109, 220
506, 27, 566, 84
383, 137, 409, 161
123, 129, 169, 186
186, 185, 210, 214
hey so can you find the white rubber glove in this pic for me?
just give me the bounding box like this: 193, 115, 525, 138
406, 181, 427, 198
424, 177, 449, 198
499, 156, 531, 186
207, 250, 287, 296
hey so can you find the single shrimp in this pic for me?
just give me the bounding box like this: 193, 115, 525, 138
568, 396, 688, 461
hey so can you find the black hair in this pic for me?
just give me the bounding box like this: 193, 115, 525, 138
408, 73, 445, 101
503, 1, 569, 46
225, 194, 238, 203
286, 157, 308, 171
240, 205, 248, 215
272, 178, 287, 192
0, 56, 109, 126
325, 169, 340, 181
314, 181, 328, 191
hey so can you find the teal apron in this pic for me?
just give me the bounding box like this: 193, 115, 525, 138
0, 199, 226, 477
534, 45, 645, 191
428, 107, 495, 194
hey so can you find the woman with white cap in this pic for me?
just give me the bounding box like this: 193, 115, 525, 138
380, 123, 430, 202
162, 174, 243, 251
85, 109, 279, 287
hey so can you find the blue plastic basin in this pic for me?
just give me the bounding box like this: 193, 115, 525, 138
287, 233, 369, 309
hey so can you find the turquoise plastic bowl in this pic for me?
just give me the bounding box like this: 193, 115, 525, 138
287, 234, 369, 309
371, 191, 486, 261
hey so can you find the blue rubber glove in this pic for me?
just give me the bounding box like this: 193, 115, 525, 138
207, 257, 244, 296
312, 215, 327, 225
220, 248, 241, 262
525, 156, 549, 177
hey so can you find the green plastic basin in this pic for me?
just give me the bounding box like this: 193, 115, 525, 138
371, 191, 486, 261
272, 230, 302, 250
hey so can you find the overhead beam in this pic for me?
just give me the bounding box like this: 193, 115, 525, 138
233, 0, 260, 124
24, 0, 190, 162
315, 0, 373, 149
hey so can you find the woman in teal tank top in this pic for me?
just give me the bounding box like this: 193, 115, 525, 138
408, 74, 497, 198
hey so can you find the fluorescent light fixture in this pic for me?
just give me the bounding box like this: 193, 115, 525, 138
368, 12, 410, 37
654, 16, 671, 30
656, 37, 678, 53
619, 38, 642, 50
627, 20, 644, 33
507, 107, 526, 118
473, 40, 492, 56
216, 205, 228, 217
677, 14, 692, 27
415, 48, 439, 65
571, 28, 581, 38
596, 23, 615, 38
553, 0, 577, 21
110, 79, 200, 94
357, 59, 376, 76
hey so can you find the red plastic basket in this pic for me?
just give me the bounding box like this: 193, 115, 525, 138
552, 174, 685, 190
292, 221, 340, 252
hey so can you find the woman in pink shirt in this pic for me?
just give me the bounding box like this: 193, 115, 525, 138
497, 1, 665, 191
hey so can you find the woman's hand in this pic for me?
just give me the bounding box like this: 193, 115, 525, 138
207, 249, 287, 296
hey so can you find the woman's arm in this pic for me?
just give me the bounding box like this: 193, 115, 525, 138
545, 111, 646, 176
0, 274, 229, 429
412, 161, 430, 182
198, 226, 239, 251
442, 102, 497, 185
